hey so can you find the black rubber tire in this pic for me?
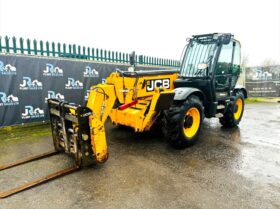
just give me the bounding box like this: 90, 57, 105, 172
219, 92, 244, 127
162, 95, 204, 148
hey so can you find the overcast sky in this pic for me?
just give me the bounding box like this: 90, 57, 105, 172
0, 0, 279, 66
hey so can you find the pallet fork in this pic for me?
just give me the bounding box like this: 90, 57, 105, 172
0, 99, 108, 198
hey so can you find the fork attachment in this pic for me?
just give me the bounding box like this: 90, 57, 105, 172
48, 99, 108, 166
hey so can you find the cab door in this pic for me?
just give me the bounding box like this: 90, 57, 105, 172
214, 41, 234, 100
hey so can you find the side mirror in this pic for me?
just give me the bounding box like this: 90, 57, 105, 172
129, 51, 136, 66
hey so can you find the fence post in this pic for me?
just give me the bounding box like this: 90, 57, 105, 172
96, 48, 99, 61
57, 43, 61, 57
104, 50, 107, 62
62, 43, 66, 57
51, 42, 55, 56
5, 36, 10, 53
108, 50, 111, 62
119, 52, 122, 63
27, 38, 31, 54
111, 51, 114, 62
73, 44, 76, 58
92, 48, 95, 60
82, 46, 86, 59
33, 39, 37, 55
100, 49, 103, 61
39, 40, 44, 55
87, 47, 90, 60
126, 53, 128, 63
78, 45, 81, 59
46, 41, 50, 56
12, 36, 17, 53
68, 44, 72, 58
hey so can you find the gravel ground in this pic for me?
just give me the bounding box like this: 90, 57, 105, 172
0, 103, 279, 209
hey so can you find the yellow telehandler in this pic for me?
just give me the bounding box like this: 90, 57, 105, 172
0, 33, 247, 197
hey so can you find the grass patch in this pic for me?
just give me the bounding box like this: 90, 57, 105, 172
245, 97, 280, 104
0, 122, 51, 145
245, 97, 263, 104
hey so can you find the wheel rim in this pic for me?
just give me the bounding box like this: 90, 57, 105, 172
183, 107, 200, 138
234, 98, 243, 120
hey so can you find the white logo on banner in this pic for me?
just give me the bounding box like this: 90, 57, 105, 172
0, 92, 19, 107
0, 61, 17, 75
45, 91, 65, 103
83, 66, 99, 77
43, 63, 63, 76
19, 77, 43, 90
22, 106, 45, 119
65, 78, 83, 89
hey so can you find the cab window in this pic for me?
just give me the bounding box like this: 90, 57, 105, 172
215, 41, 234, 75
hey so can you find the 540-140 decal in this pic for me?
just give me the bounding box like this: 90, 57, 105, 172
146, 78, 170, 92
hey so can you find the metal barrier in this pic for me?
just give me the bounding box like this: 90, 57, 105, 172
0, 36, 180, 67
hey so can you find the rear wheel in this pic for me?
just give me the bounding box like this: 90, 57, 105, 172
163, 95, 204, 148
219, 92, 244, 127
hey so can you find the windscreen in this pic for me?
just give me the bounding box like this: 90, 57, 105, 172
180, 40, 218, 77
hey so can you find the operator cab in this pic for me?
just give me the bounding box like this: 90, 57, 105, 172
174, 33, 242, 117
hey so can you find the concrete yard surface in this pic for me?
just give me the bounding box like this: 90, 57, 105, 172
0, 103, 280, 209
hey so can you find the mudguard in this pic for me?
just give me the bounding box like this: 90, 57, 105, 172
174, 87, 206, 102
234, 85, 247, 98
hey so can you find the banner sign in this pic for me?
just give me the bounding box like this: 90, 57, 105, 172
0, 54, 172, 127
245, 66, 280, 97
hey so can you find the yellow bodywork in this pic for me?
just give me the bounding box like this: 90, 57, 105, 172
84, 71, 178, 160
90, 72, 178, 131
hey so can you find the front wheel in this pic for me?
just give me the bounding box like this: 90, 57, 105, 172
219, 92, 245, 127
162, 96, 204, 148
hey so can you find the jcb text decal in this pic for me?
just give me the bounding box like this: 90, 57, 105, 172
146, 78, 170, 92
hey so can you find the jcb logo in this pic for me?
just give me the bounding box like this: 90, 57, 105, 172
146, 79, 170, 92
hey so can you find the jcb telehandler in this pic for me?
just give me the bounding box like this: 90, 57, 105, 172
0, 33, 246, 197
